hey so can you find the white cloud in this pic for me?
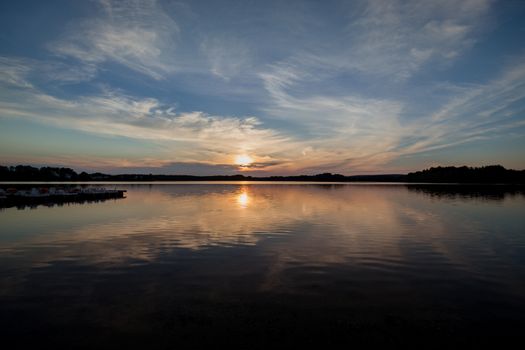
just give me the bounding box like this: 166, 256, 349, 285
0, 55, 98, 86
341, 0, 492, 78
259, 61, 409, 171
49, 0, 179, 80
0, 56, 33, 88
200, 36, 253, 80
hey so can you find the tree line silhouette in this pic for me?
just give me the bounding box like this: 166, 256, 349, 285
1, 164, 524, 183
405, 165, 525, 183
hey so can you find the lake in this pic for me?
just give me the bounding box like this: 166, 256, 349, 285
1, 183, 524, 347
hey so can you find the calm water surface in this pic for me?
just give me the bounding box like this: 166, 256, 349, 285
1, 184, 525, 347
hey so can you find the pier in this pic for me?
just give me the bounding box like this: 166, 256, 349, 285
0, 187, 126, 208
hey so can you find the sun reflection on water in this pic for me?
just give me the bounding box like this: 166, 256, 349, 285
237, 191, 249, 207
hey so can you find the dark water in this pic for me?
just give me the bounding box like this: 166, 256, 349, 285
1, 183, 525, 347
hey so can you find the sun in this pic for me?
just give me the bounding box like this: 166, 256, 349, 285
235, 154, 253, 166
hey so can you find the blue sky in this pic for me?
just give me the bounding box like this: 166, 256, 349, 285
1, 0, 524, 175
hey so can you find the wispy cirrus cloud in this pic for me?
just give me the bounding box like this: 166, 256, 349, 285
0, 57, 293, 171
341, 0, 493, 79
48, 0, 179, 80
0, 89, 287, 151
258, 52, 525, 173
0, 56, 98, 87
200, 35, 253, 80
260, 72, 408, 172
0, 56, 34, 88
401, 62, 525, 155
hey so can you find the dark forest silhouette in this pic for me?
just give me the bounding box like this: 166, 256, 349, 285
1, 164, 524, 183
405, 165, 525, 183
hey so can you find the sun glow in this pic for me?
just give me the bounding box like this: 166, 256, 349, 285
235, 154, 253, 166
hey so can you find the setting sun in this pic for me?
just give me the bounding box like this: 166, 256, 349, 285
235, 154, 253, 166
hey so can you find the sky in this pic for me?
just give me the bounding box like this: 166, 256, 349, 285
0, 0, 524, 175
